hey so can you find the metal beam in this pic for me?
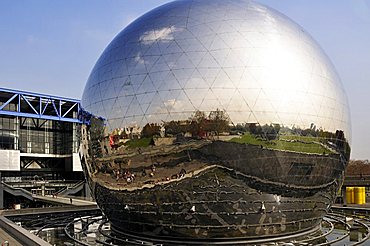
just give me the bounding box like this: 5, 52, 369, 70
0, 87, 79, 103
51, 100, 60, 117
0, 110, 81, 123
62, 102, 77, 117
0, 93, 18, 110
41, 98, 50, 115
0, 87, 82, 123
21, 95, 39, 114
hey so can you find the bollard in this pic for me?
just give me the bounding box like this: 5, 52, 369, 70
346, 187, 354, 204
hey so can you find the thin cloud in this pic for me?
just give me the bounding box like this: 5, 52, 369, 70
139, 26, 183, 45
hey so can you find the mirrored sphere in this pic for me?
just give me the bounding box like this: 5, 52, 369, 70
80, 0, 351, 242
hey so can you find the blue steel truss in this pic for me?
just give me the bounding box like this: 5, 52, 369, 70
0, 88, 82, 123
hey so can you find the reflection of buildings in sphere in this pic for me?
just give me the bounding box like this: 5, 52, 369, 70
80, 0, 351, 242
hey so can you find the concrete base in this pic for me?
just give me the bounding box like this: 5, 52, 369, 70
0, 216, 50, 246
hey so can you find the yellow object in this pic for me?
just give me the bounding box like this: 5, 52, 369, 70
362, 187, 366, 204
352, 187, 366, 204
354, 187, 362, 204
346, 187, 354, 204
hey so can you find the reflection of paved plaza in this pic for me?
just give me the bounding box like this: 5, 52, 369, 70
93, 161, 212, 191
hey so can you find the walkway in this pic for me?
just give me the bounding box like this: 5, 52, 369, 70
32, 195, 96, 206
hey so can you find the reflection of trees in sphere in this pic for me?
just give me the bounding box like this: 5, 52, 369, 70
80, 0, 351, 242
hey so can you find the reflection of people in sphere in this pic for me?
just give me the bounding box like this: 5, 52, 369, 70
179, 168, 186, 178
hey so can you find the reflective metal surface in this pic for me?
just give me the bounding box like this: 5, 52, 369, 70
79, 0, 351, 241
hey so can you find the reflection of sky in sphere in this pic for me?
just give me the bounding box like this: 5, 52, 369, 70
81, 0, 350, 138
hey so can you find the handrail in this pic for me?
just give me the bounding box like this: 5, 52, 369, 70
1, 182, 34, 201
56, 180, 85, 195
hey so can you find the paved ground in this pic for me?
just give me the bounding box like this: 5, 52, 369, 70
32, 195, 96, 206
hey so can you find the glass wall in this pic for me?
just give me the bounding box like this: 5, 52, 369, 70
18, 117, 75, 155
0, 116, 18, 150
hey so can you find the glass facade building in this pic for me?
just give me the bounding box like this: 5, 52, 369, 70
0, 89, 80, 155
80, 0, 351, 242
0, 88, 83, 209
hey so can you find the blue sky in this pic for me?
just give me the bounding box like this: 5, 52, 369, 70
0, 0, 369, 159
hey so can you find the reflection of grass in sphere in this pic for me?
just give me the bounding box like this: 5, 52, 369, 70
125, 137, 152, 149
229, 133, 334, 155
